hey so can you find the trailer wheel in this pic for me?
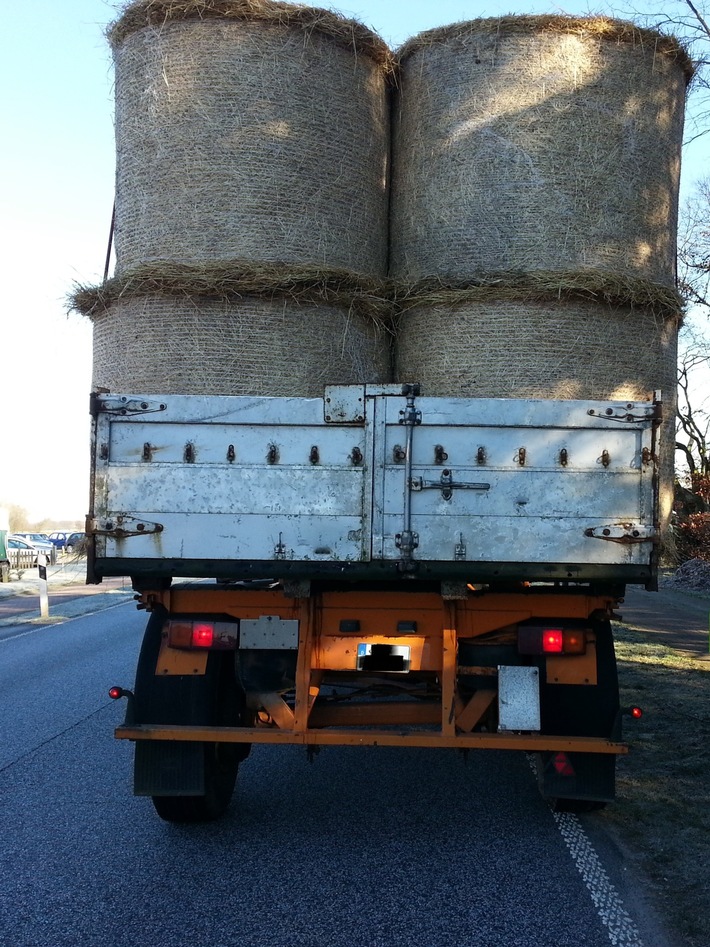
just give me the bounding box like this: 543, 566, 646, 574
151, 741, 240, 824
551, 797, 606, 814
133, 608, 249, 823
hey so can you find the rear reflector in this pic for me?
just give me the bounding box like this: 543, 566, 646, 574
518, 624, 587, 656
552, 752, 575, 777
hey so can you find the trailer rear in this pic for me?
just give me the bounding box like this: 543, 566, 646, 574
94, 385, 655, 820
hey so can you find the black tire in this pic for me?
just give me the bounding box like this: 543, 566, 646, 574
133, 608, 249, 823
151, 741, 240, 823
551, 798, 607, 814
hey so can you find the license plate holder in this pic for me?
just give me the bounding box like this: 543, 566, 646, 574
356, 643, 411, 673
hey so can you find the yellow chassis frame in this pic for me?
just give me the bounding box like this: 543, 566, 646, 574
115, 587, 627, 756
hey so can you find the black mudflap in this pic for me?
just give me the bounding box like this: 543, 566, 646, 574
134, 742, 206, 797
538, 618, 620, 804
131, 607, 248, 798
536, 751, 616, 803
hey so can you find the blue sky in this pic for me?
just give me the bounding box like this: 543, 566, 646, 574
1, 0, 707, 521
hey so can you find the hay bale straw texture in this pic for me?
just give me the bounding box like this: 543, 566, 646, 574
391, 16, 691, 286
110, 0, 391, 276
90, 293, 392, 397
395, 293, 678, 529
69, 261, 392, 319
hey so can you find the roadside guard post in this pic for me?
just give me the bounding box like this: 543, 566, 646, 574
38, 555, 49, 618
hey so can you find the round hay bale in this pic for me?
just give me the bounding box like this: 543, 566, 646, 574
91, 294, 392, 397
110, 1, 391, 276
391, 15, 690, 286
394, 293, 678, 530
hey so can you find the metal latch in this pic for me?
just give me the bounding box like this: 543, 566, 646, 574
584, 524, 658, 544
398, 384, 422, 427
410, 470, 491, 501
398, 384, 421, 571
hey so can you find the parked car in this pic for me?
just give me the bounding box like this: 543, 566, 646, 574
48, 531, 73, 550
65, 532, 86, 554
14, 533, 55, 557
8, 536, 41, 567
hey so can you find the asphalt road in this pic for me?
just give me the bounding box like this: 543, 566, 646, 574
621, 585, 710, 661
0, 603, 674, 947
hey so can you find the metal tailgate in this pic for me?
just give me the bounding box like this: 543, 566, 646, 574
375, 391, 658, 576
89, 388, 658, 583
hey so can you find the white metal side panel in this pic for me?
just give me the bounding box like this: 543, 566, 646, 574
93, 394, 369, 565
377, 396, 656, 567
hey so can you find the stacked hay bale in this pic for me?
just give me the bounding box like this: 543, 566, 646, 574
391, 16, 690, 285
74, 0, 394, 395
390, 16, 693, 532
75, 266, 390, 397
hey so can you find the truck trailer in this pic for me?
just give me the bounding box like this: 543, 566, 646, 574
94, 383, 652, 821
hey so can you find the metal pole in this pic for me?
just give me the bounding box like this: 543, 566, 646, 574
103, 203, 116, 283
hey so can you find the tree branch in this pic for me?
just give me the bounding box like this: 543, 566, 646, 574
686, 0, 710, 40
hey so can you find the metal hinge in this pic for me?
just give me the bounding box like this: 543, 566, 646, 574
93, 395, 168, 417
395, 530, 419, 557
89, 515, 164, 538
586, 401, 660, 423
584, 524, 658, 544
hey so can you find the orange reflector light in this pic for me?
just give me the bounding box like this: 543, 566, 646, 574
191, 623, 215, 648
166, 620, 193, 649
552, 752, 575, 777
561, 631, 586, 655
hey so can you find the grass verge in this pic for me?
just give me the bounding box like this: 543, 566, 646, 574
601, 623, 710, 946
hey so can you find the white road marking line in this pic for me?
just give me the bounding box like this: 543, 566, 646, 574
552, 809, 644, 947
526, 754, 644, 946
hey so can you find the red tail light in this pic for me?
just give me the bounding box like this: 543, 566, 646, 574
165, 620, 238, 650
542, 629, 563, 653
191, 623, 214, 648
518, 625, 587, 656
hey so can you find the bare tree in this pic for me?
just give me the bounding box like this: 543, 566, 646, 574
615, 1, 709, 138
678, 177, 710, 312
676, 346, 710, 475
6, 504, 31, 534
